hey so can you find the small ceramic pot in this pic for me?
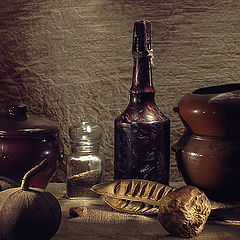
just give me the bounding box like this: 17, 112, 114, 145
0, 105, 63, 189
172, 132, 240, 202
176, 83, 240, 137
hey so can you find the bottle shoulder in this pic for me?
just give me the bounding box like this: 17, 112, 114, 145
115, 102, 169, 124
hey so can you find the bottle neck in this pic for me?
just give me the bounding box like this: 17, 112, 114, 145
129, 54, 155, 105
130, 56, 154, 94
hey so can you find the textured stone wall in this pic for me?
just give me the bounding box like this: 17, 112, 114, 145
0, 0, 240, 182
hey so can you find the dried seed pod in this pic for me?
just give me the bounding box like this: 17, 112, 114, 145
158, 186, 211, 238
91, 179, 175, 206
104, 196, 159, 215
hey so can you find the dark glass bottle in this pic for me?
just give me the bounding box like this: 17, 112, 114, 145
114, 20, 170, 184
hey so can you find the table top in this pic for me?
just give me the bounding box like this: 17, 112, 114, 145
47, 183, 240, 240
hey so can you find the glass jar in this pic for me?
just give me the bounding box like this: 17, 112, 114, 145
66, 122, 102, 199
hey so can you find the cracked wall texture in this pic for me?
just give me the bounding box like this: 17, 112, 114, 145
1, 0, 240, 182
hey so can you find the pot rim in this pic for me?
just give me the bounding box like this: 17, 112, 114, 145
192, 83, 240, 95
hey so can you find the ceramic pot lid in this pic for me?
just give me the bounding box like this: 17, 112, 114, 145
0, 105, 59, 136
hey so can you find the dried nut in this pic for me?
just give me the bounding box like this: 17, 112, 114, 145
158, 186, 211, 238
69, 207, 88, 218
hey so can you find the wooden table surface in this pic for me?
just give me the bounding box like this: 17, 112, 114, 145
47, 183, 240, 240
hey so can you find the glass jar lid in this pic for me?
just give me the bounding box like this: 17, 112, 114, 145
69, 122, 102, 144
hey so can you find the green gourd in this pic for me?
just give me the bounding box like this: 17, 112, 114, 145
0, 160, 62, 240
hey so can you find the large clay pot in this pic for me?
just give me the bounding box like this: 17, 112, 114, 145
173, 83, 240, 202
0, 105, 63, 189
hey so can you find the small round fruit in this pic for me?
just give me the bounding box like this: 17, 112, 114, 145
158, 186, 211, 238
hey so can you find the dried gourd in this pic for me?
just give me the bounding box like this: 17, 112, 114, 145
0, 160, 62, 240
91, 179, 175, 207
158, 186, 211, 238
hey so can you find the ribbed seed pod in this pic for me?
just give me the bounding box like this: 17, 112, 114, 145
103, 196, 159, 215
91, 179, 175, 207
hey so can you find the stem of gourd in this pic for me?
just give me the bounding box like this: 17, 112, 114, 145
21, 159, 48, 191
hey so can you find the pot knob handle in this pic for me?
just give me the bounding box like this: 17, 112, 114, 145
171, 131, 191, 154
7, 105, 27, 121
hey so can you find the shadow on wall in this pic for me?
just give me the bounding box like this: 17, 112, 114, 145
0, 1, 57, 112
0, 1, 68, 181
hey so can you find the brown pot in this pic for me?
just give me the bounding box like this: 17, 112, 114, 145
172, 132, 240, 202
0, 105, 63, 189
173, 83, 240, 202
176, 83, 240, 137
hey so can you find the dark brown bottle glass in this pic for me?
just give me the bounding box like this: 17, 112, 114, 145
114, 20, 170, 184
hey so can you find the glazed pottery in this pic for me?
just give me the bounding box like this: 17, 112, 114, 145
0, 105, 63, 189
172, 132, 240, 202
177, 83, 240, 137
173, 83, 240, 202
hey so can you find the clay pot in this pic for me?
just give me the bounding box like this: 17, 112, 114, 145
173, 83, 240, 202
172, 132, 240, 202
0, 105, 63, 189
176, 83, 240, 137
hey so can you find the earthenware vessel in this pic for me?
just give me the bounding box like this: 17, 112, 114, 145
173, 83, 240, 202
0, 105, 63, 189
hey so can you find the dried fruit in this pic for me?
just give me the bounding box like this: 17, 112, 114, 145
158, 186, 211, 238
0, 160, 62, 240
